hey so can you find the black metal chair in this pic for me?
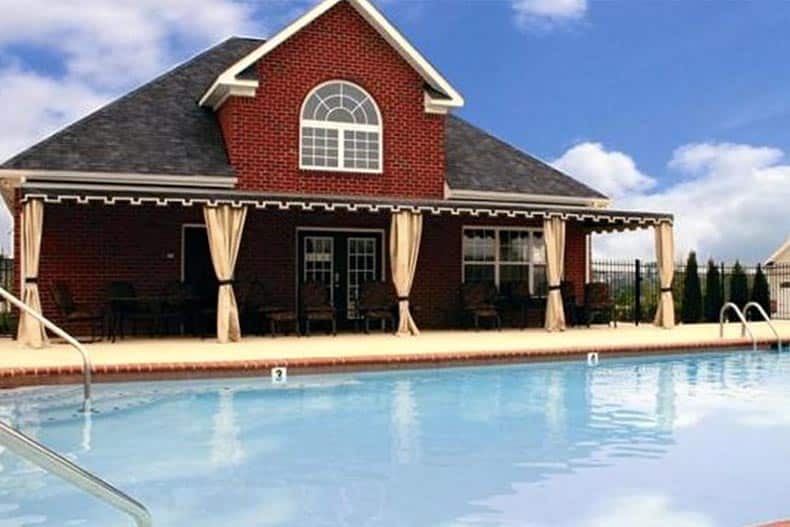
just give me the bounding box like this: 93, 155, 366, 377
106, 281, 159, 340
49, 281, 104, 342
461, 282, 501, 330
300, 281, 336, 336
584, 282, 617, 327
357, 281, 396, 333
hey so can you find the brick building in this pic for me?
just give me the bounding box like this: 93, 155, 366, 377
0, 0, 674, 343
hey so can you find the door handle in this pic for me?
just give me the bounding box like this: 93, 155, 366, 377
334, 272, 340, 287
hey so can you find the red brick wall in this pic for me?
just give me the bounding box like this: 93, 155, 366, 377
24, 203, 589, 332
218, 1, 446, 199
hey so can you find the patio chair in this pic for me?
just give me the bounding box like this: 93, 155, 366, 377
461, 281, 501, 330
48, 281, 104, 342
561, 281, 579, 327
505, 280, 532, 329
584, 282, 617, 328
106, 281, 159, 340
160, 281, 196, 335
357, 281, 396, 333
246, 280, 299, 337
300, 281, 336, 336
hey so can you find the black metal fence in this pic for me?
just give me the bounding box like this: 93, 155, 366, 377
592, 259, 790, 323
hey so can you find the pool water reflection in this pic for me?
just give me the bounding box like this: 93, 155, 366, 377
0, 350, 788, 526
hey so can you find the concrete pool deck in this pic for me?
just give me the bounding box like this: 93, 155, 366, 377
0, 321, 788, 387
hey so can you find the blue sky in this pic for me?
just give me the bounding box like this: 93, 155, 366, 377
0, 0, 788, 261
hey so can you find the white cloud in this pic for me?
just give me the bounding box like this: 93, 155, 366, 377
577, 495, 714, 527
511, 0, 587, 29
553, 142, 656, 199
554, 141, 790, 262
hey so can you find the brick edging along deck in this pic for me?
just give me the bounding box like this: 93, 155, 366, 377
0, 337, 777, 388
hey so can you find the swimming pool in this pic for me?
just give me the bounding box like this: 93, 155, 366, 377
0, 350, 787, 526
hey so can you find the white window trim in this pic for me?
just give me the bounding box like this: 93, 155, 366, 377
299, 80, 383, 175
462, 226, 547, 295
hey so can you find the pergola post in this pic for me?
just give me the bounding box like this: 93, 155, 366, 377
653, 221, 676, 329
203, 204, 248, 343
389, 210, 422, 336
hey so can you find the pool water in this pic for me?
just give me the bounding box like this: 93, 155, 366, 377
0, 350, 788, 526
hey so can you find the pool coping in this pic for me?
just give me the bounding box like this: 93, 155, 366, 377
0, 337, 778, 388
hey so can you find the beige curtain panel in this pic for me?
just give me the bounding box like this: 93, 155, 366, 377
654, 222, 676, 329
389, 211, 423, 336
17, 199, 48, 347
204, 204, 248, 343
543, 216, 567, 332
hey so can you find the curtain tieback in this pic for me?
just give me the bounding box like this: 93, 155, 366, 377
24, 277, 38, 284
661, 287, 672, 293
218, 279, 234, 286
397, 296, 409, 302
548, 284, 562, 291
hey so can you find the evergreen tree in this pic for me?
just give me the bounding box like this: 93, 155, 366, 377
704, 260, 723, 322
729, 261, 749, 310
751, 264, 771, 315
681, 251, 703, 323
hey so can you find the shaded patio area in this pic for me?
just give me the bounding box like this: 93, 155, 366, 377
1, 322, 787, 387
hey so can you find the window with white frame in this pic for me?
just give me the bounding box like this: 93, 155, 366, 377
300, 80, 382, 173
462, 227, 547, 295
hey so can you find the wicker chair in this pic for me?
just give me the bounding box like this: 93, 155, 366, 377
357, 281, 396, 333
461, 281, 501, 330
247, 281, 299, 337
300, 281, 336, 336
49, 281, 104, 342
584, 282, 616, 327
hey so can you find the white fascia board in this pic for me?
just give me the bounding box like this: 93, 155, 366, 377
446, 187, 612, 208
0, 169, 237, 189
199, 0, 464, 110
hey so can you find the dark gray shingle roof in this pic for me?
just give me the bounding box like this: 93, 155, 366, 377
445, 115, 608, 200
1, 37, 264, 177
3, 36, 606, 201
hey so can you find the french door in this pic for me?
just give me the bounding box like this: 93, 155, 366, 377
298, 230, 384, 327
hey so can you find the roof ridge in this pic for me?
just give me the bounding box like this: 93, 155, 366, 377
448, 114, 608, 199
1, 36, 264, 168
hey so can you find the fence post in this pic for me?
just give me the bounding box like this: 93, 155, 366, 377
720, 261, 726, 304
634, 258, 642, 326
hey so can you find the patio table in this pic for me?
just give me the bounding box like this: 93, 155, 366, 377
108, 295, 200, 341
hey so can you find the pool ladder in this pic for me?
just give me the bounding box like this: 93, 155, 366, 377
719, 302, 783, 352
0, 420, 152, 526
0, 287, 151, 524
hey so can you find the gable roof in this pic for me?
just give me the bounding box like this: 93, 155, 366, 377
1, 37, 607, 203
198, 0, 464, 110
445, 116, 609, 202
1, 37, 263, 178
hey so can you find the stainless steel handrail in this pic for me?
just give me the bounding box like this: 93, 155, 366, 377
0, 420, 152, 526
0, 286, 92, 412
744, 301, 783, 352
719, 302, 757, 352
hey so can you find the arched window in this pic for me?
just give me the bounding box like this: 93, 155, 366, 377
300, 80, 382, 173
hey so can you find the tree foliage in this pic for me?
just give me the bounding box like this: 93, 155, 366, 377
729, 261, 749, 310
750, 264, 771, 315
681, 252, 703, 323
704, 259, 723, 322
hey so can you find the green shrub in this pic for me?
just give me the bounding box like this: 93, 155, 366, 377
750, 264, 771, 315
704, 260, 723, 322
729, 261, 749, 310
681, 252, 703, 323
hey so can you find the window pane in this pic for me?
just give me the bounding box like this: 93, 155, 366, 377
302, 127, 338, 168
531, 231, 546, 263
463, 229, 495, 262
343, 131, 380, 170
464, 264, 494, 283
500, 264, 529, 286
500, 230, 530, 262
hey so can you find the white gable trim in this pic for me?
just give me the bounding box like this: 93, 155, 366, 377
766, 238, 790, 265
199, 0, 464, 111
